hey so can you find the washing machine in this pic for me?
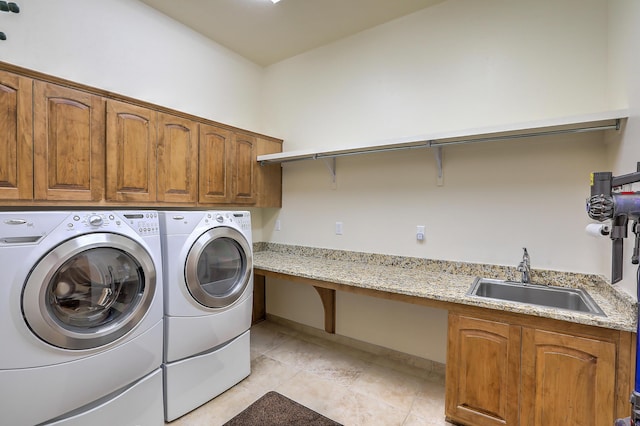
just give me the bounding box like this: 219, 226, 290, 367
0, 211, 164, 426
159, 210, 253, 421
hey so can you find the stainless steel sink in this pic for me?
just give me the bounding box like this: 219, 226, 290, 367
467, 277, 606, 316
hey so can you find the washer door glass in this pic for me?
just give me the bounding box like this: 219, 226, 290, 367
50, 248, 142, 328
185, 227, 252, 308
22, 233, 156, 350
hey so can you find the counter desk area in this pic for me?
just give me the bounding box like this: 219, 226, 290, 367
252, 243, 638, 425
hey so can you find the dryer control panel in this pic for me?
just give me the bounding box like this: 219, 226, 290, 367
200, 212, 251, 232
232, 212, 252, 233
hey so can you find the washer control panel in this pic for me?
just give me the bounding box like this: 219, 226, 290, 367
70, 212, 117, 230
121, 211, 160, 236
67, 211, 159, 236
88, 214, 104, 227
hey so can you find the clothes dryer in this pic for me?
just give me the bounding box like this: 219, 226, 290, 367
0, 211, 164, 426
159, 210, 253, 421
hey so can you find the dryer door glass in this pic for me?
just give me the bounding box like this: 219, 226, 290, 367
197, 238, 243, 296
186, 227, 252, 308
22, 233, 156, 350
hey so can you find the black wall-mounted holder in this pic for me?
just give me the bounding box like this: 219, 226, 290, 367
0, 1, 19, 41
0, 2, 20, 13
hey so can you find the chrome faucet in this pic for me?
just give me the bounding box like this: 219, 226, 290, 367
517, 247, 531, 284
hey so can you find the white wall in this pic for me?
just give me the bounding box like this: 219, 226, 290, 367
262, 0, 609, 150
0, 0, 263, 131
262, 0, 622, 362
264, 133, 607, 270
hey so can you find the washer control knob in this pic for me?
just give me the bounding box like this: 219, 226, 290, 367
88, 215, 103, 226
215, 214, 224, 223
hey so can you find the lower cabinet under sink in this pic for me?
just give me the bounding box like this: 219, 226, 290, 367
445, 310, 629, 426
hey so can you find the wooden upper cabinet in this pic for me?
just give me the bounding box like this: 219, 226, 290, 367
199, 123, 232, 204
198, 127, 259, 205
520, 328, 616, 426
157, 112, 198, 203
34, 81, 105, 201
256, 137, 283, 207
231, 132, 256, 204
106, 100, 157, 202
446, 313, 521, 426
0, 70, 33, 200
0, 65, 282, 207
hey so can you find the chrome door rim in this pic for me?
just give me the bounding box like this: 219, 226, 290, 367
22, 233, 156, 350
185, 227, 252, 308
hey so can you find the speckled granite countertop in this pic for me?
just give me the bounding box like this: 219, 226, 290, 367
253, 243, 637, 333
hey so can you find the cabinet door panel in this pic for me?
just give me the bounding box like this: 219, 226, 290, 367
106, 100, 157, 202
446, 314, 520, 426
232, 133, 256, 204
0, 71, 32, 200
199, 123, 231, 203
157, 113, 198, 203
34, 82, 104, 201
521, 328, 615, 426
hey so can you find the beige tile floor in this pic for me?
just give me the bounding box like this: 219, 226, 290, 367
168, 320, 453, 426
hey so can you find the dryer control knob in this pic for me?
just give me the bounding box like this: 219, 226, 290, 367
215, 214, 224, 223
88, 215, 103, 226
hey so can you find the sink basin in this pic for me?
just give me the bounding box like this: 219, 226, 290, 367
467, 277, 606, 316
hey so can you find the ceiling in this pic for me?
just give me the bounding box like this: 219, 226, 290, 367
139, 0, 446, 66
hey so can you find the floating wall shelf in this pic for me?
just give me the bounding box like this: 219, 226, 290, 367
257, 109, 628, 185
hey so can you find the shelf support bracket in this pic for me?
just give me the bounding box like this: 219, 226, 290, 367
434, 146, 444, 186
321, 157, 337, 186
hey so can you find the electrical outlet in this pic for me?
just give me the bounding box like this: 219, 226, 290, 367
335, 222, 343, 235
275, 220, 281, 231
416, 225, 425, 241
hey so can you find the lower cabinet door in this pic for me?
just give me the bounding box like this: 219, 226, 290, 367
446, 313, 521, 426
520, 327, 616, 426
